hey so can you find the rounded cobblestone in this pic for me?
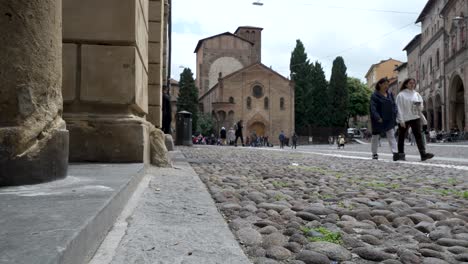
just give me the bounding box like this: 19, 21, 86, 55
182, 146, 468, 263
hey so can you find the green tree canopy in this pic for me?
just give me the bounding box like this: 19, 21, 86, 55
290, 39, 312, 130
196, 113, 215, 136
328, 56, 349, 128
307, 61, 329, 127
177, 68, 199, 133
347, 77, 372, 121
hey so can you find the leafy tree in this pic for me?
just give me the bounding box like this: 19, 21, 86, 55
177, 68, 199, 133
307, 61, 329, 127
347, 77, 372, 126
290, 39, 312, 130
196, 113, 215, 136
328, 56, 349, 128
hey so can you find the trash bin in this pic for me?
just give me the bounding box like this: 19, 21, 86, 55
175, 111, 193, 146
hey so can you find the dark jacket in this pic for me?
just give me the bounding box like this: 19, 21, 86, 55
370, 91, 397, 134
220, 129, 227, 139
235, 122, 243, 136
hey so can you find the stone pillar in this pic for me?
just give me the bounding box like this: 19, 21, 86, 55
147, 0, 166, 128
0, 1, 69, 186
62, 0, 150, 163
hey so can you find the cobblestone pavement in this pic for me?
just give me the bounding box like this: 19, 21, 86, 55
181, 145, 468, 264
298, 141, 468, 167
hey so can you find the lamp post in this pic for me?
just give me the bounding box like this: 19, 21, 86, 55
252, 0, 263, 6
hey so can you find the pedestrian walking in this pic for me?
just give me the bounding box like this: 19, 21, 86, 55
234, 120, 244, 147
220, 127, 227, 145
279, 130, 285, 149
395, 78, 434, 161
337, 134, 345, 149
369, 77, 398, 160
291, 132, 298, 149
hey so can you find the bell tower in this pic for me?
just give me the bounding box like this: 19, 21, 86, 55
234, 26, 263, 63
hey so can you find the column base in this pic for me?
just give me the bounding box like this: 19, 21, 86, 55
65, 114, 150, 163
0, 129, 69, 187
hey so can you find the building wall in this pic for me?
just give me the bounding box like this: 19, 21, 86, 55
418, 0, 446, 124
396, 66, 408, 93
200, 65, 294, 144
61, 0, 168, 162
147, 0, 167, 128
441, 0, 468, 130
407, 43, 421, 83
365, 59, 403, 88
234, 27, 262, 63
196, 35, 254, 93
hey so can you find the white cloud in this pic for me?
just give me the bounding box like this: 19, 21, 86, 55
171, 0, 427, 82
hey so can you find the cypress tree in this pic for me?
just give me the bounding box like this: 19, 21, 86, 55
177, 68, 199, 133
290, 39, 312, 130
328, 56, 349, 128
308, 61, 329, 127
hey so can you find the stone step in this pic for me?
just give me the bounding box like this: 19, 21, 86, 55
0, 163, 145, 264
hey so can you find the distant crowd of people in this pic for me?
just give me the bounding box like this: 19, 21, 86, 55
192, 120, 299, 149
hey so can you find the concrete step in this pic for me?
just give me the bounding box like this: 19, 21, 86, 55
90, 150, 251, 264
0, 163, 145, 264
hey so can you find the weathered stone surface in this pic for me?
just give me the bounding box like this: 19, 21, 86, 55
237, 228, 262, 246
436, 238, 468, 247
63, 0, 148, 63
305, 241, 352, 261
62, 43, 77, 102
0, 0, 68, 186
296, 250, 330, 264
66, 115, 150, 163
0, 129, 69, 186
150, 126, 170, 167
352, 247, 395, 261
164, 134, 175, 151
80, 45, 148, 114
265, 246, 291, 260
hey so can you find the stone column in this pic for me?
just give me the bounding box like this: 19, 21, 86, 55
0, 0, 69, 186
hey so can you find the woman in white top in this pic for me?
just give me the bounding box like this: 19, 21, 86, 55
395, 78, 434, 161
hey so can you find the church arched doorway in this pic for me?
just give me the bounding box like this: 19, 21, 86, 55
426, 98, 434, 129
248, 122, 266, 137
449, 74, 465, 131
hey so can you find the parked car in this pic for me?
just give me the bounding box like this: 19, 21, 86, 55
347, 128, 363, 138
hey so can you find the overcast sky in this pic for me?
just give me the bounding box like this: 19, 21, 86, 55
171, 0, 428, 82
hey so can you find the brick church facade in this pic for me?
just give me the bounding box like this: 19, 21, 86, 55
195, 26, 294, 144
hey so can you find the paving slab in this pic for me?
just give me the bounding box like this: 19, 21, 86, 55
0, 163, 145, 264
107, 150, 252, 264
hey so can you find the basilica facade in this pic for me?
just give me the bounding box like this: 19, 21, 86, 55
195, 26, 294, 143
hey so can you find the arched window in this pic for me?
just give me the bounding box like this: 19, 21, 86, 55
228, 110, 235, 125
422, 64, 425, 79
436, 49, 440, 68
280, 97, 285, 110
429, 58, 433, 74
247, 97, 252, 110
229, 96, 234, 103
264, 97, 269, 109
252, 85, 263, 98
217, 111, 226, 122
460, 14, 466, 47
